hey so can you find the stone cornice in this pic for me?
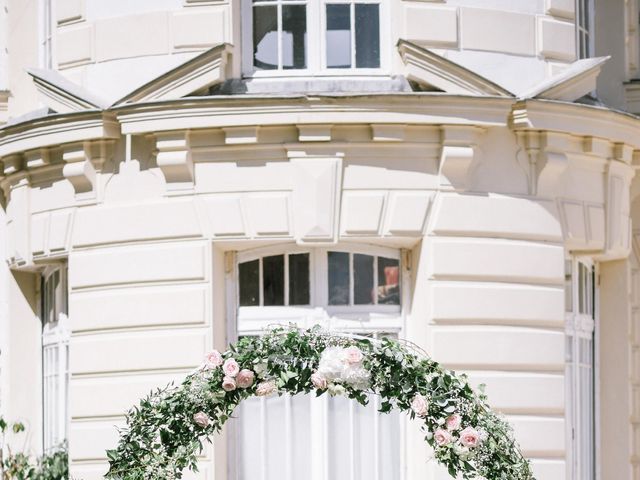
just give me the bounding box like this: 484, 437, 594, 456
511, 99, 640, 150
0, 112, 120, 158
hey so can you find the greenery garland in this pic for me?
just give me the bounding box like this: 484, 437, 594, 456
106, 326, 534, 480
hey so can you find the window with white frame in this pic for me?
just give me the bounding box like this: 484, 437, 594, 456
576, 0, 593, 59
242, 0, 385, 76
41, 266, 69, 451
40, 0, 54, 69
565, 259, 596, 480
231, 244, 404, 480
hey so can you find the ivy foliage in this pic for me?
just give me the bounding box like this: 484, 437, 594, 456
106, 327, 534, 480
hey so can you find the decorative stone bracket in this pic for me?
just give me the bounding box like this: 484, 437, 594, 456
515, 131, 569, 196
62, 139, 115, 199
155, 132, 193, 193
438, 126, 485, 190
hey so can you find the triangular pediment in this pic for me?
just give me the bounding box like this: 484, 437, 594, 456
27, 68, 109, 113
519, 56, 610, 102
114, 43, 232, 105
397, 40, 514, 97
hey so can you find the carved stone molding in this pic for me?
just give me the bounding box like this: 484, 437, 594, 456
515, 131, 570, 196
438, 126, 484, 190
155, 132, 194, 193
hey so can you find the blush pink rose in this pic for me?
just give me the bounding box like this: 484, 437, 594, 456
193, 411, 210, 428
459, 426, 481, 448
256, 380, 277, 397
410, 394, 428, 418
223, 358, 240, 378
345, 346, 364, 365
222, 376, 236, 392
311, 372, 327, 390
445, 413, 462, 432
236, 369, 255, 389
204, 350, 223, 369
434, 428, 452, 446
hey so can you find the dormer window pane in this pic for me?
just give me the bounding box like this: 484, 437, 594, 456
263, 254, 285, 305
355, 4, 380, 68
282, 5, 308, 69
326, 4, 352, 68
253, 5, 279, 70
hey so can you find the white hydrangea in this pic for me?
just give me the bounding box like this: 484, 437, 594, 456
317, 345, 370, 390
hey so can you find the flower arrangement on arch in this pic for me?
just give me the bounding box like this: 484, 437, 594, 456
106, 326, 534, 480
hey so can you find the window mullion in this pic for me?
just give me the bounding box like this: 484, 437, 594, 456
350, 2, 356, 68
278, 1, 283, 70
285, 254, 290, 306
259, 258, 264, 306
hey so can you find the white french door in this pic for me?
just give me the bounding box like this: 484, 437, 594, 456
229, 243, 406, 480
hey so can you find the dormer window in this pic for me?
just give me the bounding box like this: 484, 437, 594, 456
242, 0, 385, 76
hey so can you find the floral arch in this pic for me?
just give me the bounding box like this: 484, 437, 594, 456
105, 327, 534, 480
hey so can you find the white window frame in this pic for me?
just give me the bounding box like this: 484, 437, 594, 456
41, 264, 69, 452
39, 0, 55, 69
576, 0, 594, 59
241, 0, 390, 78
565, 257, 599, 480
227, 243, 409, 480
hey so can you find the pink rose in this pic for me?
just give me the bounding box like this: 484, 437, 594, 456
223, 358, 240, 378
222, 376, 236, 392
204, 350, 223, 369
193, 411, 210, 428
345, 346, 364, 364
434, 428, 452, 446
256, 380, 277, 397
459, 426, 481, 448
410, 394, 428, 418
311, 372, 327, 390
236, 369, 255, 389
445, 413, 462, 432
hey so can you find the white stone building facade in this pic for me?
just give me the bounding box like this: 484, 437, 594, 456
0, 1, 639, 479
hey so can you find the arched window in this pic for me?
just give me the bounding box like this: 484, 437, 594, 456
229, 244, 405, 479
241, 0, 388, 77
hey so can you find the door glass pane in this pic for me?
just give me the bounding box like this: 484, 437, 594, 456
354, 254, 374, 305
378, 257, 400, 305
254, 5, 278, 70
263, 255, 285, 306
328, 251, 350, 305
239, 260, 260, 306
355, 4, 380, 68
326, 4, 351, 68
282, 5, 307, 69
289, 253, 310, 305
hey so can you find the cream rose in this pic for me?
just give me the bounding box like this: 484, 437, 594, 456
256, 380, 277, 397
434, 428, 452, 446
459, 426, 481, 448
236, 369, 255, 389
328, 383, 346, 396
410, 394, 429, 418
204, 350, 223, 369
222, 376, 237, 392
311, 372, 328, 390
445, 413, 462, 432
193, 411, 210, 428
344, 346, 364, 365
223, 358, 240, 378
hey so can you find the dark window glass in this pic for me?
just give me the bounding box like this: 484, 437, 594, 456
355, 4, 380, 68
378, 257, 400, 305
326, 4, 351, 68
263, 255, 285, 306
354, 254, 374, 305
239, 260, 260, 306
289, 253, 310, 305
253, 6, 278, 70
282, 5, 307, 69
328, 251, 350, 305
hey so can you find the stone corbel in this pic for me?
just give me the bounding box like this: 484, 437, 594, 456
438, 126, 484, 190
155, 131, 194, 193
62, 144, 95, 196
537, 132, 570, 197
